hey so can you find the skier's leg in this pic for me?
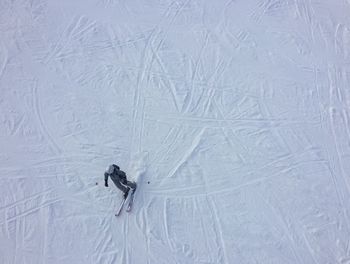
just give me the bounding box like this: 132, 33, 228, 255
120, 179, 136, 190
125, 180, 136, 190
112, 178, 129, 193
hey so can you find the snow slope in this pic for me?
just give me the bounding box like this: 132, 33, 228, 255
1, 0, 350, 263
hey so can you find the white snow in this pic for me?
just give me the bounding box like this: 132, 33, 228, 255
1, 0, 350, 263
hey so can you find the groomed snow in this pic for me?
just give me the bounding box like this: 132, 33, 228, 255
1, 0, 350, 263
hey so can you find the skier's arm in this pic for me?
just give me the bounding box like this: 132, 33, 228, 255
104, 173, 109, 187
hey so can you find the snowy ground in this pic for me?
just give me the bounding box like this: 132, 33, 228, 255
1, 0, 350, 263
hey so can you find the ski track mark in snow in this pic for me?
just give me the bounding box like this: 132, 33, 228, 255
165, 128, 205, 180
184, 31, 210, 113
256, 192, 305, 264
0, 43, 8, 82
0, 190, 61, 226
129, 0, 190, 158
32, 81, 62, 155
207, 196, 229, 264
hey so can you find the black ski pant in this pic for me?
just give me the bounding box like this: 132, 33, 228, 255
112, 178, 136, 193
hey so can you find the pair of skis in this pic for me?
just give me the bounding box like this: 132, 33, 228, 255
115, 188, 136, 216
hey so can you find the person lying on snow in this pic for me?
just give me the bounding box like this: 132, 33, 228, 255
104, 164, 136, 199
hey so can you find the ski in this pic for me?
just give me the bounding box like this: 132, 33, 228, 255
126, 188, 136, 212
115, 195, 127, 216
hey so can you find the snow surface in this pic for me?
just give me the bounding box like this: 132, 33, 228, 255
1, 0, 350, 263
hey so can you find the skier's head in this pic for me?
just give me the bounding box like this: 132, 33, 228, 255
105, 165, 115, 174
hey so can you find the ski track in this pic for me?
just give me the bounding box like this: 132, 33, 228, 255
1, 0, 350, 263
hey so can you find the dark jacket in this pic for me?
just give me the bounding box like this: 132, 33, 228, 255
104, 165, 128, 193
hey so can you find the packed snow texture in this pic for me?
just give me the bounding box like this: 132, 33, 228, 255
1, 0, 350, 263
